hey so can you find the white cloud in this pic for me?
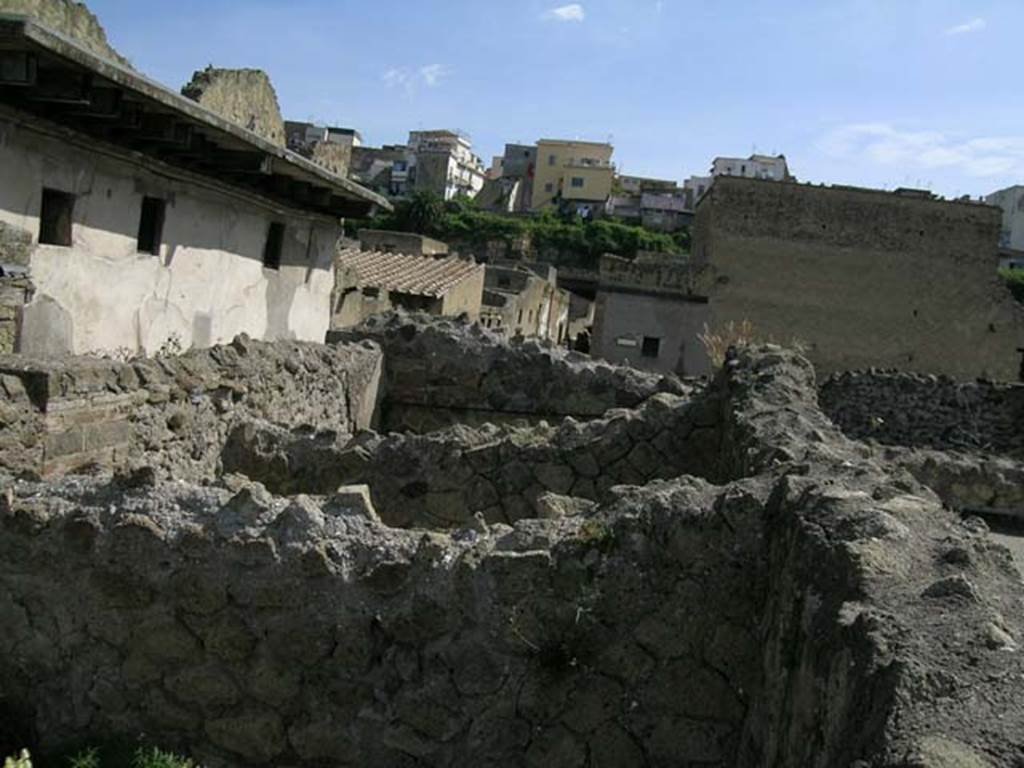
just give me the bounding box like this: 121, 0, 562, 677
944, 17, 986, 36
543, 3, 585, 22
382, 68, 412, 89
818, 123, 1024, 179
419, 64, 449, 88
381, 64, 450, 95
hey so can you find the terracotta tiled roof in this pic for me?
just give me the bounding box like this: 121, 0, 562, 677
338, 248, 483, 298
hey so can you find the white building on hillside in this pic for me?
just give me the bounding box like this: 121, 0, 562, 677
407, 130, 487, 200
711, 153, 791, 181
985, 185, 1024, 251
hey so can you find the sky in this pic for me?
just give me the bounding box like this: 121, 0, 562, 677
85, 0, 1024, 199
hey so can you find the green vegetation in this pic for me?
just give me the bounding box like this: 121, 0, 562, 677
64, 746, 194, 768
352, 192, 690, 269
4, 750, 32, 768
1000, 267, 1024, 303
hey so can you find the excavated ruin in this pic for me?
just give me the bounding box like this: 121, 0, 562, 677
1, 313, 1023, 767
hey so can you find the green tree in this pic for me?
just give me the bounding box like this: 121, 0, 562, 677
1000, 267, 1024, 304
393, 191, 445, 236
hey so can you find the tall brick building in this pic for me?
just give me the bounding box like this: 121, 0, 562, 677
693, 176, 1024, 379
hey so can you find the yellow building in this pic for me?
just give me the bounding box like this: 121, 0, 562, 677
530, 139, 614, 214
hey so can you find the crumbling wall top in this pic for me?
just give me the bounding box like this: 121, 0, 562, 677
181, 67, 286, 148
0, 0, 131, 67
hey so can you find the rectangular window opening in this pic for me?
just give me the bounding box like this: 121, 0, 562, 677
641, 336, 661, 358
263, 222, 285, 270
136, 196, 166, 255
571, 177, 585, 188
39, 187, 74, 247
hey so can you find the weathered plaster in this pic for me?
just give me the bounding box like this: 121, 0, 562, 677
0, 109, 340, 356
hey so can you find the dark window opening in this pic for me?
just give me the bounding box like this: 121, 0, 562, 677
641, 336, 661, 358
39, 188, 74, 246
517, 309, 523, 323
263, 222, 285, 270
363, 287, 380, 299
136, 196, 166, 255
498, 276, 511, 288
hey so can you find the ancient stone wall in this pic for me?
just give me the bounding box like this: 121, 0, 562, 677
2, 343, 1022, 766
694, 175, 1024, 379
0, 273, 31, 354
889, 447, 1024, 514
820, 369, 1024, 458
698, 177, 1000, 255
307, 141, 351, 177
221, 388, 724, 528
0, 220, 32, 267
0, 0, 131, 67
0, 474, 769, 767
181, 68, 286, 148
329, 313, 690, 433
0, 335, 382, 479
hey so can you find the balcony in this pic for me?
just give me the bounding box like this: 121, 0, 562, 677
565, 159, 615, 171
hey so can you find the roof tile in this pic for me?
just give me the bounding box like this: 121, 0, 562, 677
338, 248, 483, 298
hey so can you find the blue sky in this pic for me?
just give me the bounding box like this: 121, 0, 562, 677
87, 0, 1023, 198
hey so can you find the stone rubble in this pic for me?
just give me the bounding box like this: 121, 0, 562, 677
329, 311, 694, 432
820, 368, 1024, 459
0, 329, 1022, 767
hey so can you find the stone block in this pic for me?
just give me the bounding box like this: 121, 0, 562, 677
43, 427, 85, 459
206, 711, 287, 762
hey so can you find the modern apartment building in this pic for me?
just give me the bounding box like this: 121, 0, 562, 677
710, 153, 791, 181
984, 185, 1024, 251
407, 130, 487, 201
284, 122, 363, 152
682, 175, 713, 211
531, 139, 615, 216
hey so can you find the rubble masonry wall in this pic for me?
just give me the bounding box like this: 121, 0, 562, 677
820, 369, 1024, 458
0, 476, 769, 767
0, 335, 382, 479
329, 313, 689, 433
219, 390, 725, 530
1, 331, 1022, 766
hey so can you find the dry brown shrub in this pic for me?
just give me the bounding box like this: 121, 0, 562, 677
698, 320, 808, 366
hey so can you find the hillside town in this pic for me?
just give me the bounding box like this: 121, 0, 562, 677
0, 2, 1021, 382
1, 1, 1023, 767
